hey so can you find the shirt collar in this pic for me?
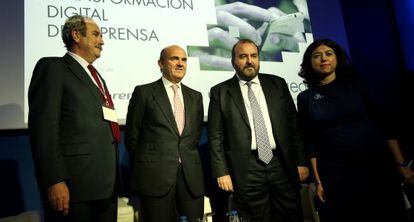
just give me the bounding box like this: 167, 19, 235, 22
67, 51, 90, 68
162, 76, 182, 89
237, 74, 261, 87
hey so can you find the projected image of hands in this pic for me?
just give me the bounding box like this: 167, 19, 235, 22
188, 0, 311, 71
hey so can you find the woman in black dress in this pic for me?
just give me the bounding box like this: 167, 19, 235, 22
297, 39, 410, 222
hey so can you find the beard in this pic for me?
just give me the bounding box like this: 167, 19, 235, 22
235, 64, 259, 81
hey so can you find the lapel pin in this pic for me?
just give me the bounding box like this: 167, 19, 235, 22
313, 93, 324, 100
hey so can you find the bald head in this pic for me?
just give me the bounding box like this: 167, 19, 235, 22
158, 45, 188, 83
159, 45, 184, 61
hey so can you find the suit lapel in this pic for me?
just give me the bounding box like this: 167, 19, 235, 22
152, 79, 180, 135
181, 84, 192, 136
259, 74, 281, 134
228, 75, 251, 129
63, 54, 102, 105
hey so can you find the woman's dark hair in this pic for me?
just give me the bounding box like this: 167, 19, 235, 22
299, 38, 355, 87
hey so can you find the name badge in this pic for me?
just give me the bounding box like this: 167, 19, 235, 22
102, 106, 118, 123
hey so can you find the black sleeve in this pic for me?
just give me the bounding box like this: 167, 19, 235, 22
207, 86, 229, 178
124, 85, 146, 156
28, 58, 68, 191
279, 78, 307, 165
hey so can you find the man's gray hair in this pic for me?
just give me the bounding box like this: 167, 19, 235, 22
61, 15, 88, 50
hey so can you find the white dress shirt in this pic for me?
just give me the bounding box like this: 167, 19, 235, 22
238, 75, 277, 150
67, 51, 105, 93
162, 77, 185, 113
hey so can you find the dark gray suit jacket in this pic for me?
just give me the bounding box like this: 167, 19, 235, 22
125, 79, 204, 197
208, 74, 306, 193
28, 54, 117, 203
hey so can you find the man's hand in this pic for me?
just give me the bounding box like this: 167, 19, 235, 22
297, 166, 309, 182
217, 175, 234, 192
48, 181, 70, 216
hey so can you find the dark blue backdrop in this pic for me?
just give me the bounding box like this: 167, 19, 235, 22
393, 0, 414, 72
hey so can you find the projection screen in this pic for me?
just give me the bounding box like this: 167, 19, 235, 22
0, 0, 314, 129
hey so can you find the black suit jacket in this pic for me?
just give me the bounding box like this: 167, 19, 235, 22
208, 74, 306, 193
125, 79, 204, 197
28, 54, 117, 203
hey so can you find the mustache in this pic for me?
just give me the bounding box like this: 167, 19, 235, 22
95, 45, 103, 50
243, 65, 255, 69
